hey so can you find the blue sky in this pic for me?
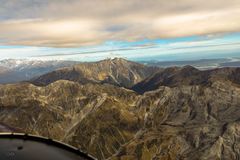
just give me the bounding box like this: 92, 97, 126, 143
0, 33, 239, 62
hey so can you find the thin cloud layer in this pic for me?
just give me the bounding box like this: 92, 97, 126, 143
0, 0, 240, 47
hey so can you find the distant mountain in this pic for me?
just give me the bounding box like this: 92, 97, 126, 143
132, 66, 240, 94
32, 58, 160, 88
0, 66, 9, 74
219, 61, 240, 67
0, 59, 79, 84
143, 58, 240, 69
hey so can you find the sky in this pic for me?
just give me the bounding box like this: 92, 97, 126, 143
0, 0, 240, 61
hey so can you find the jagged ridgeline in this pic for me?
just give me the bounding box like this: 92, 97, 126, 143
31, 58, 160, 88
0, 58, 240, 160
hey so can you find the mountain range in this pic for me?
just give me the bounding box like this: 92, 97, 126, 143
144, 58, 240, 69
0, 59, 79, 84
1, 57, 240, 85
32, 58, 160, 88
0, 58, 240, 160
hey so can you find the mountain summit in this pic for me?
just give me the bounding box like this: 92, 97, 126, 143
32, 58, 160, 88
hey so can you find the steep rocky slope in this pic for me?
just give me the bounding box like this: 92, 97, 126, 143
0, 81, 140, 159
32, 58, 159, 88
0, 79, 240, 159
112, 81, 240, 159
0, 64, 240, 159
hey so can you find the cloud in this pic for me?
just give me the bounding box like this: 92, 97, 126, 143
0, 0, 240, 47
1, 35, 240, 61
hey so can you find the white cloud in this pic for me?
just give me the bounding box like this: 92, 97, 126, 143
0, 0, 240, 47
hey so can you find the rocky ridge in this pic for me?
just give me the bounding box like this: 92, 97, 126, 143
32, 58, 160, 88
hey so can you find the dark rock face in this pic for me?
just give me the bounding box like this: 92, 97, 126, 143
32, 58, 160, 88
0, 60, 240, 160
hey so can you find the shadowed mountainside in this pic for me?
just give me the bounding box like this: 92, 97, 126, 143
132, 66, 240, 94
